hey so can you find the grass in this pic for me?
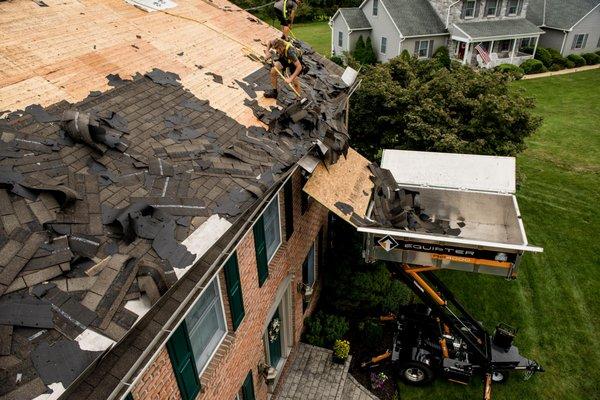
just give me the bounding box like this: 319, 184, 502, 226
267, 20, 331, 56
398, 69, 600, 399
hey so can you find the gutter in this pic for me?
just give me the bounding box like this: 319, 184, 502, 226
446, 0, 461, 28
102, 167, 297, 400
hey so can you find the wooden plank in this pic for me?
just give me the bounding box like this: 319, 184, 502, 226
303, 147, 374, 226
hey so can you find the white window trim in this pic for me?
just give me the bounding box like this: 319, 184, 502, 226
265, 193, 283, 265
417, 40, 430, 59
464, 0, 476, 19
485, 0, 498, 16
372, 0, 378, 17
573, 33, 586, 49
186, 275, 229, 377
338, 31, 343, 47
507, 0, 519, 16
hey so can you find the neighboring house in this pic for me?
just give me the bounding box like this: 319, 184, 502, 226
0, 1, 348, 400
330, 0, 448, 62
527, 0, 600, 56
330, 0, 545, 67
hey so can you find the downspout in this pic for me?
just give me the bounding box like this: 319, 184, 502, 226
559, 30, 567, 55
399, 36, 405, 57
542, 0, 546, 26
329, 17, 334, 56
446, 0, 461, 28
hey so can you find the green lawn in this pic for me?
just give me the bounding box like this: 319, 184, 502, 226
268, 20, 331, 56
399, 70, 600, 399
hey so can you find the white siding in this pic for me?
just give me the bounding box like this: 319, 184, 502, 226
538, 28, 566, 52
331, 15, 350, 56
362, 0, 402, 61
349, 31, 371, 54
563, 7, 600, 55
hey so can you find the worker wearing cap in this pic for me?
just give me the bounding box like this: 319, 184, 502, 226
263, 38, 304, 99
274, 0, 300, 39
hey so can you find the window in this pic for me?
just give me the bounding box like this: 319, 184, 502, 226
223, 252, 245, 330
464, 0, 476, 18
236, 371, 256, 400
417, 40, 430, 58
519, 37, 534, 51
253, 196, 281, 286
302, 243, 316, 287
185, 278, 226, 374
572, 33, 588, 49
380, 36, 387, 54
338, 31, 343, 47
372, 0, 378, 16
283, 179, 294, 240
485, 0, 498, 16
166, 322, 201, 400
507, 0, 519, 15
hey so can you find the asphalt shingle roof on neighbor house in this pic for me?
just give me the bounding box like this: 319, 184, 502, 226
339, 8, 372, 30
0, 0, 348, 399
454, 18, 545, 40
382, 0, 447, 37
527, 0, 600, 30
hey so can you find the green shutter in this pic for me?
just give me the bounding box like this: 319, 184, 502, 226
253, 216, 269, 287
284, 179, 294, 240
224, 252, 245, 330
241, 370, 256, 400
166, 321, 201, 400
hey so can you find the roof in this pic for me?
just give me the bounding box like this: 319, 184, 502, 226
382, 0, 447, 37
0, 0, 348, 398
527, 0, 600, 30
338, 8, 372, 30
453, 18, 545, 39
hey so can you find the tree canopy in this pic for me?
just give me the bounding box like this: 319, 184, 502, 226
349, 55, 541, 160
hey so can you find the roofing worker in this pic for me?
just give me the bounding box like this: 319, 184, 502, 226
263, 38, 304, 99
274, 0, 300, 39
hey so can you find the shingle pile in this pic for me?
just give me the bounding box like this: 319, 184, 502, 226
0, 46, 348, 397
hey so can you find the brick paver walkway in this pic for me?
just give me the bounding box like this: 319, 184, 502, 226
274, 343, 378, 400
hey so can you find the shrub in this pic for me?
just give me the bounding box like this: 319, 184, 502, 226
495, 63, 524, 80
363, 37, 378, 64
548, 64, 561, 71
333, 339, 350, 360
303, 312, 349, 348
400, 49, 411, 61
330, 55, 344, 67
521, 59, 547, 74
596, 50, 600, 57
358, 320, 384, 351
582, 53, 600, 65
546, 47, 564, 63
534, 47, 552, 67
353, 35, 366, 63
565, 59, 576, 68
520, 45, 535, 55
433, 46, 451, 69
551, 55, 570, 69
567, 54, 586, 67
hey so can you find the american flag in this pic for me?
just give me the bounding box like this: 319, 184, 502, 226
475, 43, 491, 65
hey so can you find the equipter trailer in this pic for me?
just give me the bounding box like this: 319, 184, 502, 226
358, 151, 544, 399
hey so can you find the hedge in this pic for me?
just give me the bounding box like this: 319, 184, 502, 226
582, 53, 600, 65
567, 54, 586, 67
495, 63, 524, 80
521, 59, 547, 74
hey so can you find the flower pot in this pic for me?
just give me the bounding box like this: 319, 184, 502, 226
332, 355, 347, 364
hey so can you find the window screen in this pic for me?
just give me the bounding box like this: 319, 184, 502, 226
185, 278, 226, 373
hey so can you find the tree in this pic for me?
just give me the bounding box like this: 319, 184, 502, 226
363, 37, 377, 64
353, 35, 366, 63
433, 46, 451, 69
349, 56, 542, 161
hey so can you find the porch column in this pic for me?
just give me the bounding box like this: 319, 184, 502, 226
490, 40, 495, 54
462, 42, 470, 65
510, 38, 517, 63
532, 36, 539, 58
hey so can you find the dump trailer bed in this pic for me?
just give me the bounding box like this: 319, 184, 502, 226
361, 150, 542, 278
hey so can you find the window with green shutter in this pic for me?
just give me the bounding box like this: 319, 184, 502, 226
166, 321, 201, 400
253, 216, 269, 287
224, 252, 245, 330
239, 370, 256, 400
284, 179, 294, 240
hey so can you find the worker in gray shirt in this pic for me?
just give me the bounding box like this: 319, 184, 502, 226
274, 0, 301, 39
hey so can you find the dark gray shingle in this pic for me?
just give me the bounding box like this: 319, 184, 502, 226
339, 8, 372, 30
454, 18, 544, 39
383, 0, 447, 36
527, 0, 599, 30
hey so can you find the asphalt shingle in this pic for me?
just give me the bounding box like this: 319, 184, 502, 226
454, 18, 544, 39
527, 0, 599, 29
383, 0, 447, 36
339, 8, 372, 30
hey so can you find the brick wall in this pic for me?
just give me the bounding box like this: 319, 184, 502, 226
131, 347, 181, 400
130, 168, 329, 400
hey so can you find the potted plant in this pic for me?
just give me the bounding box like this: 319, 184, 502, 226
370, 371, 389, 390
332, 339, 350, 364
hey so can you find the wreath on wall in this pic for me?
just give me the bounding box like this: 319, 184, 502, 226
268, 318, 281, 343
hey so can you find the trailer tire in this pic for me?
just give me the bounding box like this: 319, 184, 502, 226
399, 361, 435, 386
491, 371, 509, 384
